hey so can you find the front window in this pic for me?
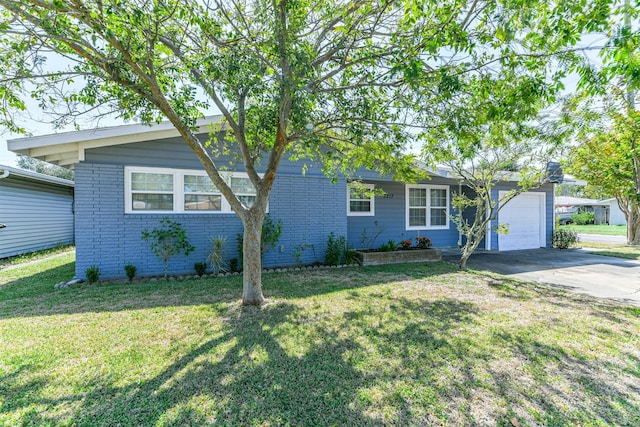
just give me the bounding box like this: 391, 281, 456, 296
406, 184, 449, 230
347, 183, 375, 216
131, 172, 174, 211
184, 174, 221, 211
125, 167, 262, 214
230, 176, 256, 208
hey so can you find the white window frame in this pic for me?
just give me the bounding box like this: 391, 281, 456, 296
405, 184, 450, 230
125, 166, 261, 214
347, 183, 375, 216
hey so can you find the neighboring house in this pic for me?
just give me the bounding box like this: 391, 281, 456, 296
554, 196, 608, 225
9, 118, 555, 279
0, 164, 74, 258
595, 198, 626, 226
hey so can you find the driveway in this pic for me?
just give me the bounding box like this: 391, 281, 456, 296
579, 233, 627, 244
444, 248, 640, 306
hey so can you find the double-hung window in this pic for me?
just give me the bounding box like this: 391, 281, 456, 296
347, 183, 375, 216
125, 166, 260, 214
130, 171, 174, 211
183, 174, 222, 211
230, 176, 257, 209
405, 184, 449, 230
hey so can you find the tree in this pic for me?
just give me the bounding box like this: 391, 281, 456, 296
17, 154, 74, 180
426, 119, 557, 269
567, 106, 640, 244
0, 0, 614, 304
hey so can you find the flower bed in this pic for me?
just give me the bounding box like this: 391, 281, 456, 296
355, 247, 442, 266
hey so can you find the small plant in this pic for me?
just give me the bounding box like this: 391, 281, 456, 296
229, 258, 240, 273
124, 263, 137, 282
379, 240, 397, 252
416, 236, 432, 249
325, 232, 350, 266
553, 228, 580, 249
400, 239, 412, 250
85, 265, 100, 284
344, 247, 358, 265
194, 261, 207, 277
293, 234, 313, 266
207, 235, 228, 274
360, 221, 385, 249
142, 217, 195, 279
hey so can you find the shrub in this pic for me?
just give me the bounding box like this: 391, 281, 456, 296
379, 240, 397, 252
194, 262, 207, 277
325, 232, 350, 266
400, 239, 412, 250
124, 263, 137, 282
416, 236, 432, 249
553, 228, 580, 249
207, 235, 227, 274
141, 218, 195, 279
85, 265, 100, 284
571, 211, 595, 225
229, 258, 240, 273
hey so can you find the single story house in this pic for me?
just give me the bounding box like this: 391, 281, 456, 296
554, 196, 611, 225
0, 164, 74, 258
9, 118, 555, 279
594, 198, 626, 226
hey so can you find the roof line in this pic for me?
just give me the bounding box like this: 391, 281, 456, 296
0, 164, 74, 187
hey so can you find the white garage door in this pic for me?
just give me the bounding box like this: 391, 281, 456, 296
498, 192, 545, 251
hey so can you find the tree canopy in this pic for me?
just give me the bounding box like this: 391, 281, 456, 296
0, 0, 617, 303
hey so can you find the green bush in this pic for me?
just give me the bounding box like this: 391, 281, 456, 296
124, 263, 136, 282
571, 211, 595, 225
194, 262, 207, 277
325, 232, 351, 266
553, 228, 580, 249
207, 235, 227, 274
379, 240, 397, 252
85, 265, 100, 284
141, 218, 195, 279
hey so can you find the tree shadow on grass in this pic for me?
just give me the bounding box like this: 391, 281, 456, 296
0, 296, 484, 426
0, 261, 458, 320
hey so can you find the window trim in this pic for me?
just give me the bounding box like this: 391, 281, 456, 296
347, 183, 375, 217
405, 184, 450, 230
125, 166, 260, 214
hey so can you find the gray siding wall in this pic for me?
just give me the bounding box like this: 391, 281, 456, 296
489, 182, 554, 250
347, 178, 461, 249
74, 160, 346, 280
0, 176, 74, 258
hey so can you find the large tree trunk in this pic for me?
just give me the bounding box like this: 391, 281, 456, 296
627, 204, 640, 245
241, 213, 265, 306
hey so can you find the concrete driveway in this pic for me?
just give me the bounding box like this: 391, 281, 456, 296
444, 248, 640, 306
579, 233, 627, 244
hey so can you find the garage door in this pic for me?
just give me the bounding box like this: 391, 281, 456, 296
498, 192, 545, 251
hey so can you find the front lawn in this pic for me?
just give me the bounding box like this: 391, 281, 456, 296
580, 241, 640, 260
562, 224, 627, 236
1, 253, 639, 426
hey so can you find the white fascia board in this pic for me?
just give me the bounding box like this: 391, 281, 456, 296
7, 115, 223, 154
0, 164, 74, 186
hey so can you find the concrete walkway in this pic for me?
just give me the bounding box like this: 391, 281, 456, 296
578, 233, 627, 244
444, 248, 640, 306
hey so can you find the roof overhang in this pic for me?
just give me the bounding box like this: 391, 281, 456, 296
7, 115, 222, 169
0, 164, 74, 187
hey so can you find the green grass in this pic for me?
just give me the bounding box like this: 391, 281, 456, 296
579, 241, 640, 260
0, 244, 74, 270
561, 224, 627, 236
1, 254, 639, 426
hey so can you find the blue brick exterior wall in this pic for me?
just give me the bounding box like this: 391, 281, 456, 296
74, 162, 347, 279
346, 180, 462, 250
